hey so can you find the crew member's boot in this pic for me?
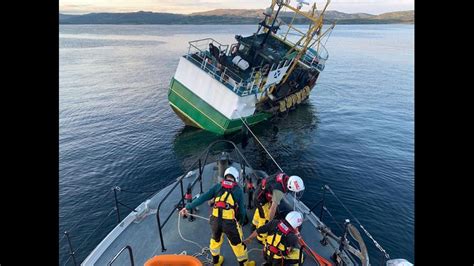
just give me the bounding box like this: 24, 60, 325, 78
241, 260, 256, 266
213, 255, 224, 266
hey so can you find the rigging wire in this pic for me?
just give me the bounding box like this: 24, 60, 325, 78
62, 208, 116, 266
60, 179, 175, 245
323, 24, 334, 47
237, 112, 284, 173
325, 186, 390, 259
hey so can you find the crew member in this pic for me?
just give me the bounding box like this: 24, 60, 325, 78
244, 211, 304, 265
180, 167, 255, 266
252, 174, 305, 243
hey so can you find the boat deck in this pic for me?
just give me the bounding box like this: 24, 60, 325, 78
83, 161, 353, 265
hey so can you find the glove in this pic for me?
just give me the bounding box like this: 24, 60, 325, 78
179, 208, 189, 217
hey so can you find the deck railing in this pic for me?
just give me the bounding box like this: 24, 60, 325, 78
186, 38, 242, 87
187, 38, 229, 55
185, 38, 274, 96
272, 30, 329, 72
107, 245, 135, 266
60, 186, 166, 265
185, 51, 243, 92
155, 140, 259, 252
183, 35, 330, 97
301, 44, 329, 72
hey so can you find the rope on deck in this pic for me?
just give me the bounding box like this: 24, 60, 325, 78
187, 213, 211, 221
178, 213, 263, 264
248, 248, 263, 254
177, 213, 213, 264
177, 213, 209, 249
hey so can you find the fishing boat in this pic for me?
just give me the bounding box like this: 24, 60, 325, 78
168, 0, 335, 135
66, 139, 412, 265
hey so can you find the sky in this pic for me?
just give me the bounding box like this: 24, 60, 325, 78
60, 0, 414, 15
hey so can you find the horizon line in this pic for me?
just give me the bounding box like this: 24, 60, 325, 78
59, 8, 414, 16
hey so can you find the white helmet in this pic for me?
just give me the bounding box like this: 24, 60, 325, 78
386, 259, 413, 266
285, 211, 303, 229
287, 175, 305, 192
224, 167, 240, 183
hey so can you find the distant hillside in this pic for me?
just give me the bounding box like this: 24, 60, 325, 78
190, 9, 263, 18
60, 11, 185, 24
59, 14, 77, 20
374, 10, 414, 23
191, 9, 376, 20
322, 10, 375, 20
60, 9, 414, 24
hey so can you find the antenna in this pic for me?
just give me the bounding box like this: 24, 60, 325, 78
296, 0, 310, 10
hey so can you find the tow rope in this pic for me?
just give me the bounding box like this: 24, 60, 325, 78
297, 236, 333, 266
177, 212, 262, 265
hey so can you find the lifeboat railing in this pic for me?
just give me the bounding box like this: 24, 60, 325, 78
304, 184, 391, 266
155, 140, 260, 252
60, 181, 177, 265
59, 140, 257, 265
107, 245, 135, 266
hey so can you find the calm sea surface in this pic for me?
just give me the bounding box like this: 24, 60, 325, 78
60, 24, 414, 264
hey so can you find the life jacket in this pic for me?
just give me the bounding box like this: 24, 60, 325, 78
212, 180, 238, 220
265, 220, 294, 259
254, 173, 288, 206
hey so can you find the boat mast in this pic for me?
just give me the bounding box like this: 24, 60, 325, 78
263, 0, 279, 33
260, 2, 284, 47
279, 0, 331, 84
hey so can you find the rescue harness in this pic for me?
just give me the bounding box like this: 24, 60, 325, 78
212, 180, 238, 220
265, 221, 294, 259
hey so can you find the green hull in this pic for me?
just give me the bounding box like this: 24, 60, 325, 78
168, 78, 272, 135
